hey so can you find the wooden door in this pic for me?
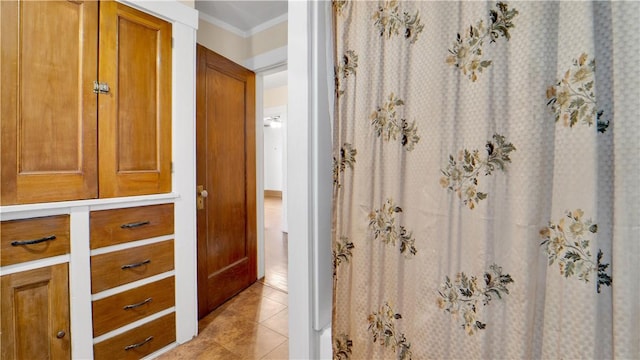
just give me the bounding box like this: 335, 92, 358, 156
98, 1, 172, 198
196, 45, 257, 318
0, 0, 98, 205
1, 264, 71, 360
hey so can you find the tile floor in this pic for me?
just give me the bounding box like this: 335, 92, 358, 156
263, 196, 288, 293
158, 196, 288, 359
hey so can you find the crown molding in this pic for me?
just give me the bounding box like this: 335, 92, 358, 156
199, 11, 287, 39
198, 11, 246, 37
247, 13, 288, 37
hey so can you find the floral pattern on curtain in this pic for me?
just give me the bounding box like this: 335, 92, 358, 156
331, 1, 640, 359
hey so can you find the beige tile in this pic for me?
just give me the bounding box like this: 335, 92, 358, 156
164, 197, 290, 359
198, 302, 232, 333
262, 287, 288, 305
156, 337, 224, 359
260, 308, 288, 337
220, 283, 270, 307
261, 340, 288, 360
195, 341, 243, 360
203, 311, 259, 343
225, 294, 287, 323
221, 324, 288, 359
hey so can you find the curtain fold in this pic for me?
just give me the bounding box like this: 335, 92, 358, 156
331, 1, 640, 359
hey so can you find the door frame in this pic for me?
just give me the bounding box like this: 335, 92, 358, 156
287, 2, 334, 358
250, 64, 287, 281
246, 2, 333, 358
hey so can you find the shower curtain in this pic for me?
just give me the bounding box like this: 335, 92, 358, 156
331, 1, 639, 359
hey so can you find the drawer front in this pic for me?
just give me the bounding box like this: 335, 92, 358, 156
91, 240, 174, 293
93, 312, 175, 360
90, 203, 174, 249
92, 277, 175, 337
1, 215, 70, 266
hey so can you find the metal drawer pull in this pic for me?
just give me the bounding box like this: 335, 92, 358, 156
124, 336, 154, 351
121, 259, 151, 270
120, 221, 151, 229
11, 235, 56, 246
123, 297, 153, 310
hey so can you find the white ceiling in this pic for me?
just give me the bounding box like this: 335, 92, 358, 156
195, 1, 288, 35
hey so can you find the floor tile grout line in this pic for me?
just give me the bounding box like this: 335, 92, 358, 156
258, 338, 288, 360
258, 279, 289, 295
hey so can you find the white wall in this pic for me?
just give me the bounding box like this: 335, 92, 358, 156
263, 123, 283, 191
264, 85, 288, 108
196, 19, 247, 64
263, 105, 286, 192
197, 14, 287, 65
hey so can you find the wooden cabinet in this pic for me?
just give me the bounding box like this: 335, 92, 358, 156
92, 277, 175, 337
1, 215, 70, 266
0, 0, 99, 204
1, 264, 71, 360
93, 313, 175, 360
90, 204, 176, 358
0, 0, 172, 205
0, 1, 195, 358
1, 216, 71, 360
89, 204, 174, 249
90, 240, 175, 293
97, 1, 172, 198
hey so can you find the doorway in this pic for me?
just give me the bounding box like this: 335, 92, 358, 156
261, 71, 288, 293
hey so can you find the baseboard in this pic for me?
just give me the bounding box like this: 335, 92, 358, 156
264, 190, 282, 198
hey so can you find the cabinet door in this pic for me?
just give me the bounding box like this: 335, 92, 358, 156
98, 1, 172, 197
0, 1, 99, 205
1, 264, 71, 360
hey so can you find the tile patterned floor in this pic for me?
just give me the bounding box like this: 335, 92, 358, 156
263, 196, 288, 293
158, 282, 289, 359
158, 197, 288, 359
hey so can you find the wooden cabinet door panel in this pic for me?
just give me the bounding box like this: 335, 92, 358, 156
0, 1, 98, 205
1, 263, 70, 360
98, 1, 172, 198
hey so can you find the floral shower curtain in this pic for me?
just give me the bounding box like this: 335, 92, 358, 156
331, 1, 639, 359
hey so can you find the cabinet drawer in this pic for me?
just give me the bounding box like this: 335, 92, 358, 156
1, 215, 70, 266
93, 312, 175, 360
92, 276, 175, 337
90, 203, 174, 249
91, 240, 174, 293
